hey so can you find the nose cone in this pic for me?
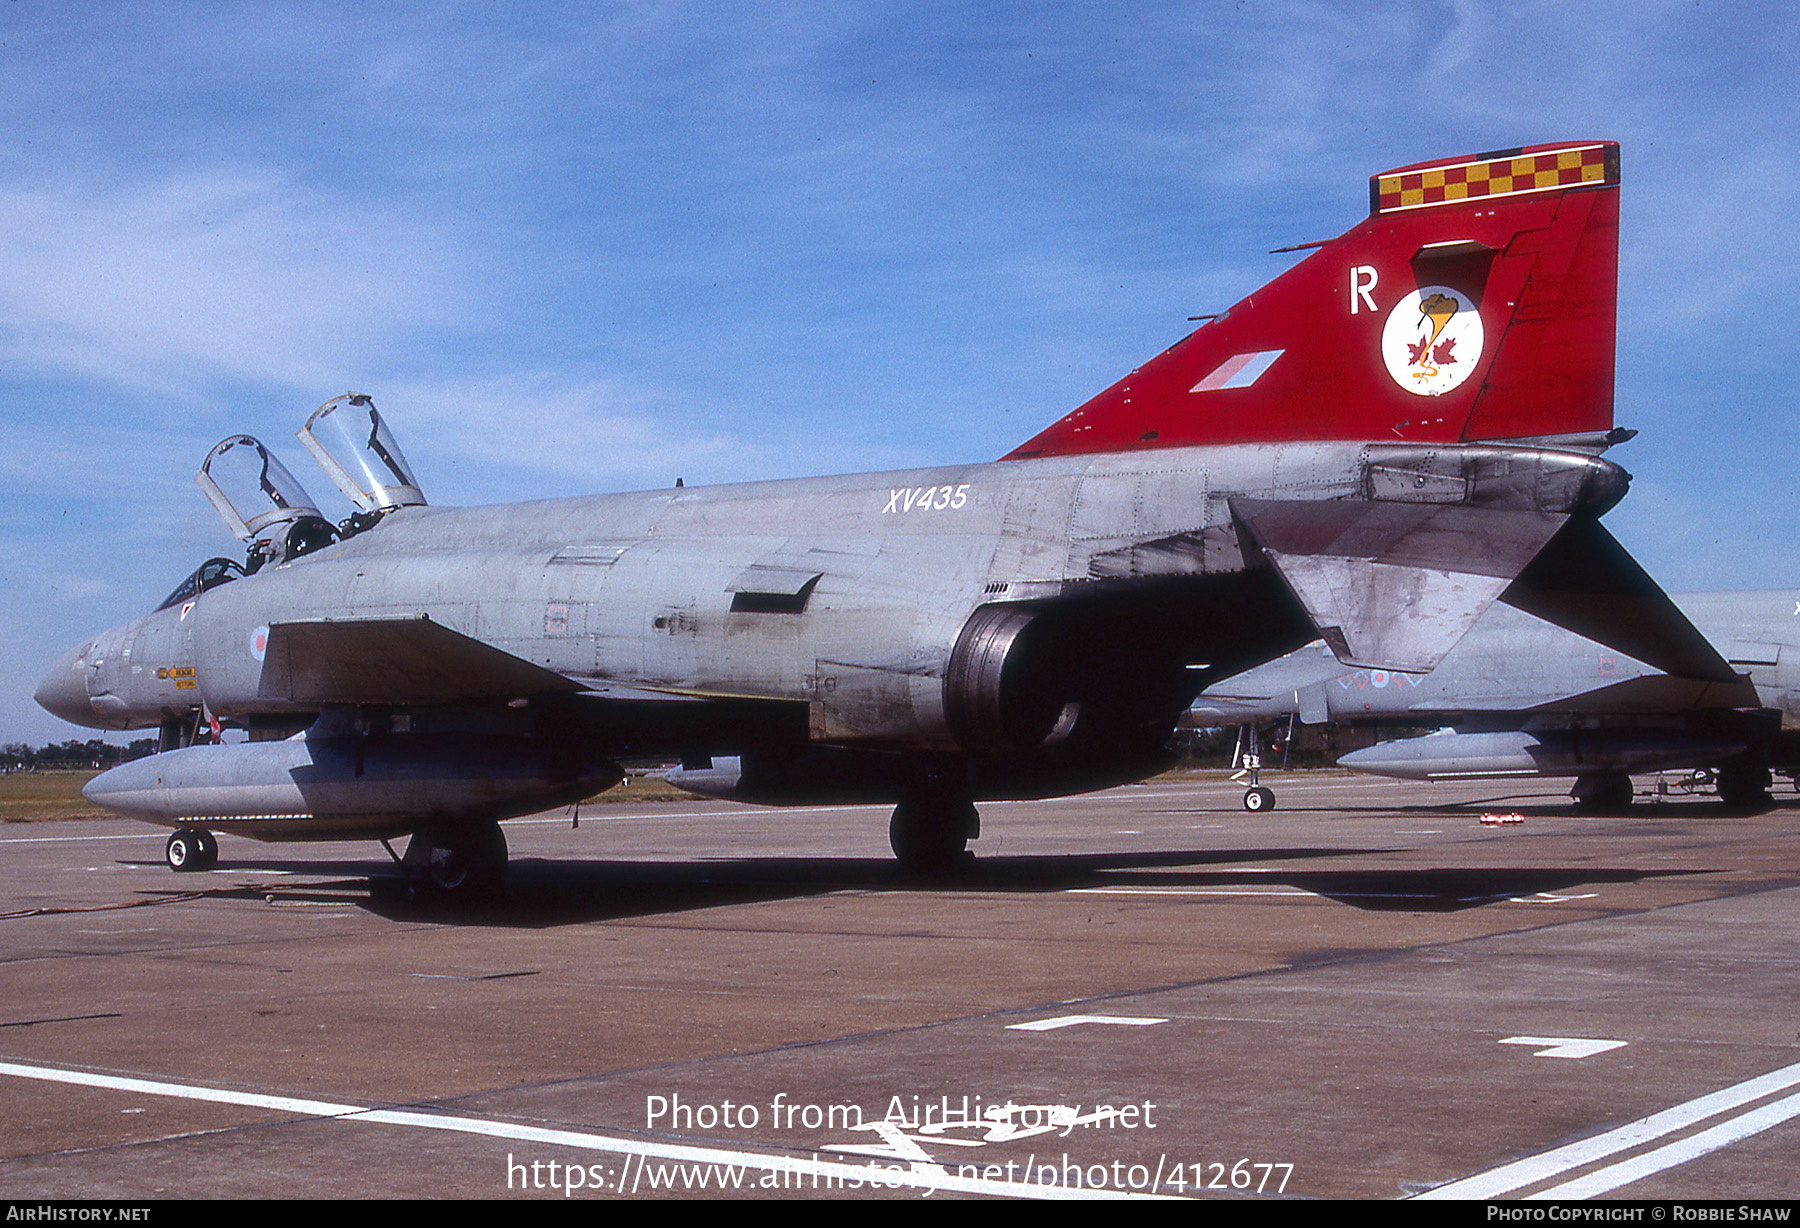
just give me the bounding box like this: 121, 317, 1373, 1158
34, 644, 98, 728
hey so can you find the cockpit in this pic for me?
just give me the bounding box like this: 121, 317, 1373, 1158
170, 393, 429, 608
196, 434, 337, 574
156, 557, 246, 612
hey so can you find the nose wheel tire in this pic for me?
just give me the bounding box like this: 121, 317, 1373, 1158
1242, 787, 1275, 812
166, 828, 218, 872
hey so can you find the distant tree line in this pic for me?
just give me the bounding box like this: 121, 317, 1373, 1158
1, 739, 157, 772
1170, 721, 1437, 769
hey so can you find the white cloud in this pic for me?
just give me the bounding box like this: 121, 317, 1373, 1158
382, 374, 754, 492
0, 169, 482, 397
375, 370, 943, 504
41, 573, 111, 602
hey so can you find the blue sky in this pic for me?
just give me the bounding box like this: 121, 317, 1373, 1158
4, 2, 1797, 743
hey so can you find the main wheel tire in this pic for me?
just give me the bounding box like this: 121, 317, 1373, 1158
191, 829, 219, 870
1242, 787, 1275, 812
413, 821, 508, 899
1572, 772, 1634, 814
889, 797, 978, 875
1717, 763, 1772, 811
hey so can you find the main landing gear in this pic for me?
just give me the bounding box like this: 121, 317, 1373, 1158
165, 827, 218, 872
1571, 771, 1635, 814
888, 794, 979, 876
400, 820, 509, 899
1716, 762, 1773, 811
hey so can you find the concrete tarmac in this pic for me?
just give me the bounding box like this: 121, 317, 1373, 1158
2, 771, 1797, 1200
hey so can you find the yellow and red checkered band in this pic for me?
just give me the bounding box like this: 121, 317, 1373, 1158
1371, 144, 1618, 214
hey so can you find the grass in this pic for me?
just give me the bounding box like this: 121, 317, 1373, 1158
0, 762, 1323, 823
0, 771, 113, 823
0, 765, 700, 823
598, 772, 696, 805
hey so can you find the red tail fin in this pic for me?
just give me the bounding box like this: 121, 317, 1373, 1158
1006, 141, 1620, 459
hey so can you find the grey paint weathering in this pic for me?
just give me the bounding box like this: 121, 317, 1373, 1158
33, 142, 1700, 893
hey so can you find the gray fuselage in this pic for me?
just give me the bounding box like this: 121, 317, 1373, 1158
39, 438, 1624, 832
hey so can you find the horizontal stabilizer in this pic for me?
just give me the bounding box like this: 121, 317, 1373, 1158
1234, 498, 1567, 673
1499, 518, 1741, 685
258, 617, 583, 705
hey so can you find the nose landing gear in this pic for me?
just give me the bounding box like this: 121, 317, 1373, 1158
1234, 721, 1281, 812
165, 827, 218, 872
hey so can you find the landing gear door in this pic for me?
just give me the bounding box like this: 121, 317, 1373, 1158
297, 393, 427, 513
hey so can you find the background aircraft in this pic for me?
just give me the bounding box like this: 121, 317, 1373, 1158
35, 140, 1706, 895
1191, 589, 1799, 811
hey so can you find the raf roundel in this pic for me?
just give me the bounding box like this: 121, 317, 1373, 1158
1381, 285, 1484, 397
250, 625, 269, 662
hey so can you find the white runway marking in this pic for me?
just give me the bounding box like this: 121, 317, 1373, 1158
1531, 1090, 1800, 1199
1415, 1058, 1800, 1199
1499, 1037, 1628, 1060
526, 784, 1234, 828
1006, 1015, 1167, 1032
0, 833, 164, 845
0, 1059, 1165, 1200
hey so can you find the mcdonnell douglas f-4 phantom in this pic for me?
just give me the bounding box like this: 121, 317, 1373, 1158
1191, 590, 1797, 811
37, 140, 1711, 895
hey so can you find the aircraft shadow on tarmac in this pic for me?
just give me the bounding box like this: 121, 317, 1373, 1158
121, 845, 1703, 927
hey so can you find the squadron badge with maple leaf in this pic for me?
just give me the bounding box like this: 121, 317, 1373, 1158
1381, 285, 1485, 396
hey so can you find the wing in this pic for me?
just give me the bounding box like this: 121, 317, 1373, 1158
256, 617, 585, 705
